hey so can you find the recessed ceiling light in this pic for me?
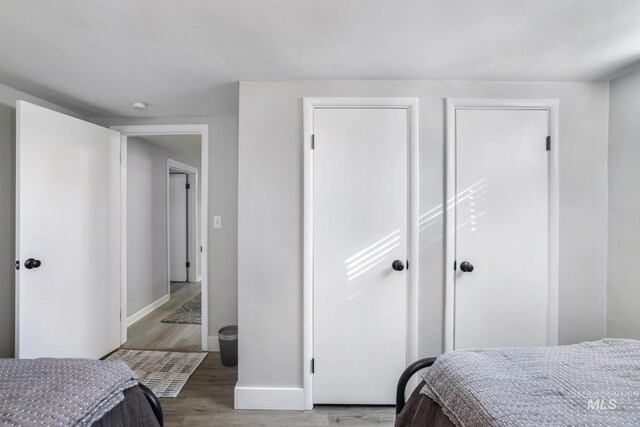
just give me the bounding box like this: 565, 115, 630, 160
131, 101, 147, 110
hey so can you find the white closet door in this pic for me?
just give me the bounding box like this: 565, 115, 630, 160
169, 173, 188, 282
454, 109, 549, 350
16, 101, 121, 359
313, 108, 408, 404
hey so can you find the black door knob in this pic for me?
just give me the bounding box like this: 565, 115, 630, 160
392, 260, 405, 271
459, 261, 474, 272
24, 258, 42, 270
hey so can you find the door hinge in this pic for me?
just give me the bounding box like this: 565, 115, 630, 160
546, 136, 551, 151
311, 134, 315, 150
311, 358, 315, 374
186, 261, 191, 268
406, 260, 409, 270
15, 260, 19, 271
185, 183, 190, 190
454, 260, 457, 271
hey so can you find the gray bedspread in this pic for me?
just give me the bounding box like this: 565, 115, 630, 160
0, 358, 138, 426
421, 339, 640, 426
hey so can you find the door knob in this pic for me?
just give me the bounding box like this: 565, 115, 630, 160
24, 258, 42, 270
392, 260, 405, 271
459, 261, 474, 273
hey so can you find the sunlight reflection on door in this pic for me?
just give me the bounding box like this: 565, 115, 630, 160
344, 230, 402, 297
419, 179, 488, 233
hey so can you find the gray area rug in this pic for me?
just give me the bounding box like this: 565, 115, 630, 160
107, 350, 206, 397
162, 293, 201, 324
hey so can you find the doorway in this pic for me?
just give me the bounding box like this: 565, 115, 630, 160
302, 98, 419, 407
114, 125, 209, 352
444, 99, 559, 352
168, 164, 197, 284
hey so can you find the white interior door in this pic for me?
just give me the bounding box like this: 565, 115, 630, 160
313, 108, 407, 404
16, 101, 121, 359
169, 173, 188, 282
454, 109, 549, 350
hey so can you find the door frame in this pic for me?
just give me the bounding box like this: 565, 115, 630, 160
444, 98, 559, 353
112, 124, 209, 351
167, 159, 198, 284
302, 97, 419, 409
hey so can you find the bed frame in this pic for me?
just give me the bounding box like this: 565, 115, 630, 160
139, 383, 164, 427
395, 357, 437, 415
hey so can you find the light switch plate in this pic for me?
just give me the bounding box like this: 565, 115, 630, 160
213, 216, 222, 229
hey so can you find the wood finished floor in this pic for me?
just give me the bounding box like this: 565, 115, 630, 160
123, 282, 201, 352
161, 353, 396, 427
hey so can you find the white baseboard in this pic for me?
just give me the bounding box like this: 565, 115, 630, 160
208, 335, 220, 352
234, 385, 305, 410
196, 274, 202, 282
127, 294, 170, 326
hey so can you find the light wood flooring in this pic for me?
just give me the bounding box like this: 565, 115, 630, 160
123, 282, 201, 352
161, 353, 396, 427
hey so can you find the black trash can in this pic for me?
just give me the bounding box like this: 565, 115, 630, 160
218, 325, 238, 367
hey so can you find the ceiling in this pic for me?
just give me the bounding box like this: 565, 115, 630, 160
0, 0, 639, 118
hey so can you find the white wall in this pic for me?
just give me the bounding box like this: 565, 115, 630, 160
126, 137, 172, 316
237, 80, 609, 403
607, 67, 640, 338
92, 115, 239, 347
0, 83, 84, 358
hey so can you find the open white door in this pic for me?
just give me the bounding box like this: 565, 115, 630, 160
16, 101, 121, 359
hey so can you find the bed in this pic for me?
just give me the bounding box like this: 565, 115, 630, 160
395, 339, 640, 426
91, 383, 162, 426
0, 358, 163, 426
